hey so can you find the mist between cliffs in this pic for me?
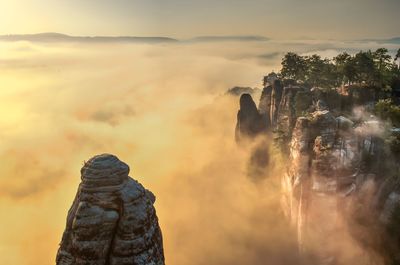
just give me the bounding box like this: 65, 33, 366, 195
0, 40, 394, 265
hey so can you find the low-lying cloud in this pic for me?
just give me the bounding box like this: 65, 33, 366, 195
0, 38, 395, 265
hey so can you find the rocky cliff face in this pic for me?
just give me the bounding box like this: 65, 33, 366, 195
235, 93, 266, 141
283, 105, 360, 263
235, 76, 400, 264
56, 154, 164, 265
303, 115, 399, 264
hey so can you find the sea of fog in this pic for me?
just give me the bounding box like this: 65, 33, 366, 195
0, 39, 396, 265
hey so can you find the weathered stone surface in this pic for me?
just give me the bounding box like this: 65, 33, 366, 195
270, 80, 283, 128
56, 154, 164, 265
275, 86, 303, 146
258, 85, 272, 129
235, 93, 266, 141
282, 117, 312, 248
259, 73, 279, 129
235, 74, 400, 264
281, 105, 391, 263
309, 109, 338, 193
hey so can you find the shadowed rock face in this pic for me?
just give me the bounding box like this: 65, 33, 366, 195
270, 80, 284, 128
258, 85, 273, 128
281, 106, 400, 264
234, 75, 400, 264
235, 93, 266, 141
56, 154, 164, 265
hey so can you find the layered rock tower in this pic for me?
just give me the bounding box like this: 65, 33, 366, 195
234, 73, 400, 264
56, 154, 165, 265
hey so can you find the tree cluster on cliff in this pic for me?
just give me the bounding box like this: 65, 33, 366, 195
280, 48, 400, 90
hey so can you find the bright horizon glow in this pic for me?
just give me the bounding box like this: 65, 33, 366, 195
0, 0, 399, 39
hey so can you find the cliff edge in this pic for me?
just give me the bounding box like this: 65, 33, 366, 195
234, 74, 400, 264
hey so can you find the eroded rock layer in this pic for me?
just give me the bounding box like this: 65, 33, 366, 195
56, 154, 164, 265
235, 73, 400, 264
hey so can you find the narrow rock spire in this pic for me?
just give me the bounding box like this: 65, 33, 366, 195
56, 154, 165, 265
235, 93, 266, 141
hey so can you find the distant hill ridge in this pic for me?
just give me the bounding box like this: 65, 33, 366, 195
188, 35, 269, 42
0, 32, 270, 43
0, 32, 178, 43
360, 37, 400, 44
3, 32, 399, 44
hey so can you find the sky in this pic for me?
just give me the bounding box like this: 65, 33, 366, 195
0, 0, 399, 39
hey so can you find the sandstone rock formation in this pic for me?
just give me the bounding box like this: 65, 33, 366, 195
235, 73, 400, 264
56, 154, 164, 265
281, 101, 398, 264
270, 80, 284, 128
235, 93, 266, 141
284, 106, 352, 262
258, 85, 273, 129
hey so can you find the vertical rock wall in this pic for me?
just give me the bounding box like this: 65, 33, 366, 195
235, 75, 400, 264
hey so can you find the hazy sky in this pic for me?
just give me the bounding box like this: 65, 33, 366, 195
0, 0, 399, 39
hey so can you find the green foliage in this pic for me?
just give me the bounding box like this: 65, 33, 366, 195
395, 48, 400, 62
353, 50, 376, 84
389, 62, 400, 92
280, 48, 400, 90
280, 52, 307, 81
334, 52, 356, 84
294, 91, 312, 117
373, 48, 392, 71
375, 99, 400, 126
304, 55, 338, 88
373, 48, 395, 88
321, 88, 343, 111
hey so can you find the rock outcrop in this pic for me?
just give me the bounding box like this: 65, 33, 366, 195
235, 73, 400, 264
56, 154, 164, 265
281, 101, 398, 264
235, 93, 266, 141
258, 85, 273, 129
270, 80, 284, 128
283, 105, 355, 263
